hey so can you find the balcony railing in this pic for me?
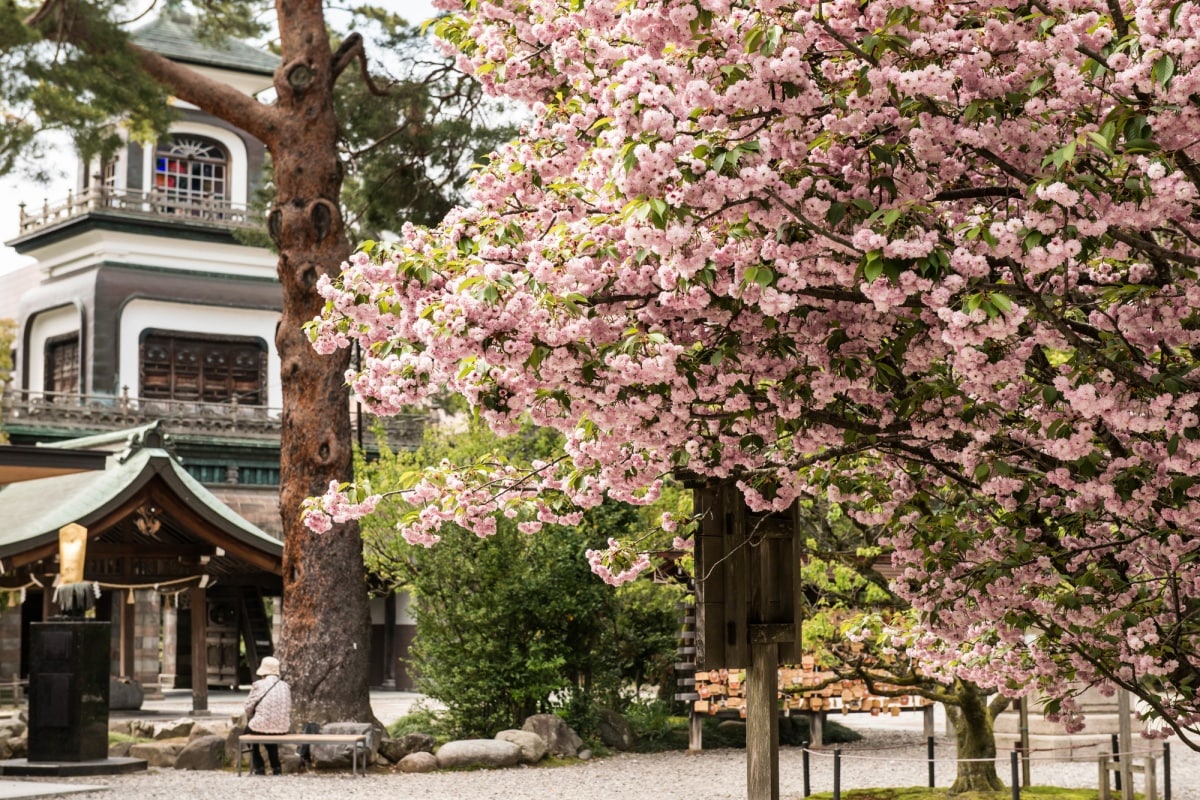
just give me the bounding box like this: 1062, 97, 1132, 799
17, 185, 262, 237
1, 389, 424, 449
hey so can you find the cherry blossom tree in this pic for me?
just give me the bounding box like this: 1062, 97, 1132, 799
308, 0, 1200, 745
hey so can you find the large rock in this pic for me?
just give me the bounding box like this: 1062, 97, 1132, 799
597, 709, 635, 751
495, 729, 547, 763
378, 731, 435, 763
311, 722, 375, 769
133, 718, 194, 741
521, 714, 583, 757
6, 737, 25, 759
189, 722, 231, 741
129, 739, 186, 767
399, 751, 438, 773
223, 727, 243, 767
174, 735, 226, 770
0, 720, 26, 740
110, 677, 144, 710
435, 739, 522, 770
400, 732, 436, 754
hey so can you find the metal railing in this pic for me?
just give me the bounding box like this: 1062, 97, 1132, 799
0, 388, 424, 447
17, 185, 261, 236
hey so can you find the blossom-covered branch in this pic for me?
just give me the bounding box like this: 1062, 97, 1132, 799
308, 0, 1200, 738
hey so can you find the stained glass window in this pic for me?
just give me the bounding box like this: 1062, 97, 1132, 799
153, 136, 228, 207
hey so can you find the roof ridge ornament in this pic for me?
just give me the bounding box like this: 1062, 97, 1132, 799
118, 420, 176, 463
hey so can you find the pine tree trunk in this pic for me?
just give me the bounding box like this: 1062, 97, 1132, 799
948, 681, 1005, 792
42, 0, 376, 729
266, 0, 373, 726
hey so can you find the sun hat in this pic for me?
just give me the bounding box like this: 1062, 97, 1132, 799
256, 656, 281, 677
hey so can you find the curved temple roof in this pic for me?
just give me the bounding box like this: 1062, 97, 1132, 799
0, 422, 281, 578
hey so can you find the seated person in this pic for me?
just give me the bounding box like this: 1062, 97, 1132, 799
243, 656, 292, 775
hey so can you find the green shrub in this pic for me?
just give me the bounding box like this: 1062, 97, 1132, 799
624, 699, 685, 751
387, 705, 449, 741
360, 422, 684, 739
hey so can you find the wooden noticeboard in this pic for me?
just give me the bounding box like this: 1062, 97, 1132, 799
693, 480, 805, 669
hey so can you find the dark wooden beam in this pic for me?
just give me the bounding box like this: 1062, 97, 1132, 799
87, 543, 215, 558
190, 584, 209, 714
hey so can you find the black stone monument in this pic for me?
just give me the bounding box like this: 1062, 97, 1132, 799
27, 620, 111, 762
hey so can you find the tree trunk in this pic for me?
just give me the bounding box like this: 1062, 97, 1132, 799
36, 0, 375, 727
947, 681, 1005, 792
266, 0, 372, 726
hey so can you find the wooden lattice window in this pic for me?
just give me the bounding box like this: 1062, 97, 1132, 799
44, 334, 80, 396
139, 332, 266, 405
153, 136, 228, 206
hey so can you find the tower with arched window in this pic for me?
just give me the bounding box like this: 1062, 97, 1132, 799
0, 5, 421, 700
5, 5, 283, 505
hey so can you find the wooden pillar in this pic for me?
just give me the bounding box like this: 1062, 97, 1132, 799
382, 592, 397, 689
1018, 697, 1031, 787
161, 601, 178, 688
809, 711, 824, 747
119, 589, 135, 677
41, 585, 55, 620
189, 585, 209, 714
1117, 690, 1134, 800
689, 710, 704, 752
747, 638, 779, 800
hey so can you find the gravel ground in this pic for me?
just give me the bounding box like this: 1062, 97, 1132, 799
18, 728, 1200, 800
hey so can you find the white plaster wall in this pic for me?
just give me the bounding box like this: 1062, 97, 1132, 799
396, 590, 416, 626
80, 133, 126, 194
173, 66, 274, 99
369, 591, 417, 626
118, 298, 281, 407
35, 229, 277, 280
26, 304, 83, 395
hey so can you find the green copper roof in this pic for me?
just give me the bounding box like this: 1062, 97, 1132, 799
132, 4, 279, 77
0, 426, 281, 562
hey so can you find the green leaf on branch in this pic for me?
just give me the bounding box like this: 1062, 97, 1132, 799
1043, 139, 1077, 169
1153, 54, 1176, 87
1125, 138, 1160, 154
1086, 131, 1114, 157
862, 251, 884, 282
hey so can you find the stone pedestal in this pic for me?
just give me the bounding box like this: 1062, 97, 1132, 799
27, 620, 111, 762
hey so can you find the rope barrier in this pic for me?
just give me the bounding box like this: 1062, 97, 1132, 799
3, 574, 213, 612
3, 574, 210, 593
800, 746, 1162, 765
800, 742, 1170, 800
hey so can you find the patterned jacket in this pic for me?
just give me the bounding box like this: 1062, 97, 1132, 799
245, 675, 292, 734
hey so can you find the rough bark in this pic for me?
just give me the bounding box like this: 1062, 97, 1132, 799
947, 681, 1006, 793
265, 0, 372, 726
31, 0, 374, 724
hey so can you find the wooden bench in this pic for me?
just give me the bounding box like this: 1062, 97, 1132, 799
236, 732, 369, 777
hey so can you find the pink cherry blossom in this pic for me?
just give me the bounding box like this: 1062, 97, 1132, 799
304, 0, 1200, 736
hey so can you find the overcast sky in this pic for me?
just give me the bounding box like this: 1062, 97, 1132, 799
0, 0, 439, 272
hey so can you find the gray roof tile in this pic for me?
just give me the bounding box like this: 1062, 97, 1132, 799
133, 6, 279, 76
